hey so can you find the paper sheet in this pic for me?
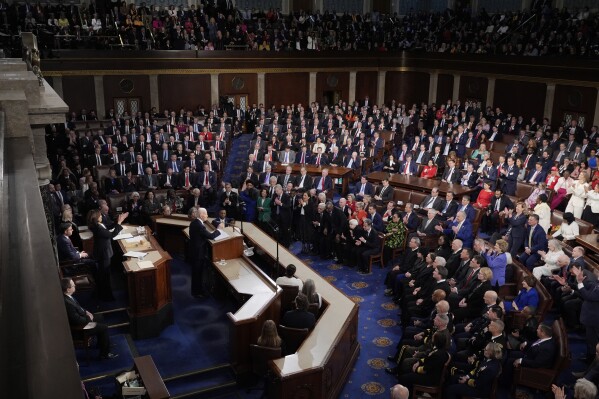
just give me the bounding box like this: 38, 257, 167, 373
123, 251, 147, 258
213, 229, 230, 241
137, 260, 155, 269
113, 233, 133, 241
125, 236, 144, 244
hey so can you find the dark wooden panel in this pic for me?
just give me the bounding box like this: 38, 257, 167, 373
292, 0, 312, 12
62, 76, 96, 113
103, 75, 151, 114
494, 79, 546, 121
355, 71, 378, 105
316, 72, 349, 107
219, 73, 258, 106
436, 74, 454, 105
158, 75, 211, 111
265, 73, 309, 107
385, 71, 429, 105
373, 0, 391, 13
459, 75, 488, 106
552, 85, 597, 129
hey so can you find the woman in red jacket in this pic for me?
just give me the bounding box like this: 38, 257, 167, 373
420, 159, 438, 179
475, 181, 494, 208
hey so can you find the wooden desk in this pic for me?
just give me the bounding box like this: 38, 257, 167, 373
242, 223, 360, 399
133, 355, 170, 399
272, 164, 353, 195
367, 171, 477, 196
576, 234, 599, 255
118, 225, 173, 339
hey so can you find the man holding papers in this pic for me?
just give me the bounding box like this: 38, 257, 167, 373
188, 207, 221, 298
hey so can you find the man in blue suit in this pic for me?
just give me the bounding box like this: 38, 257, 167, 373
453, 196, 476, 224
313, 168, 334, 194
57, 223, 91, 262
352, 176, 375, 200
518, 214, 548, 269
402, 203, 421, 231
438, 211, 473, 248
525, 162, 547, 185
574, 266, 599, 362
501, 156, 519, 196
399, 153, 418, 176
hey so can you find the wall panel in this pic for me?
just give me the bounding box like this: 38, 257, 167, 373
493, 79, 546, 120
436, 74, 454, 105
355, 71, 378, 105
103, 75, 151, 115
218, 73, 258, 106
315, 72, 349, 107
62, 76, 95, 113
265, 73, 309, 107
552, 85, 597, 129
158, 75, 211, 112
385, 71, 429, 105
459, 75, 488, 106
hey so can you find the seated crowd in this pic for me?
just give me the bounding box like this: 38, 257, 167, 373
50, 93, 599, 397
2, 1, 598, 55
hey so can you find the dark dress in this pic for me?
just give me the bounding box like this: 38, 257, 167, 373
89, 221, 123, 300
295, 202, 315, 244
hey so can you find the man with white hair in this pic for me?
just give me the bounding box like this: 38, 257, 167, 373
390, 384, 409, 399
436, 211, 473, 248
188, 207, 221, 298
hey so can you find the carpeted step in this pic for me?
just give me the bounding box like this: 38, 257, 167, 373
163, 364, 237, 399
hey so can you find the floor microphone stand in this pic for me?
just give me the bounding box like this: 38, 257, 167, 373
268, 220, 281, 282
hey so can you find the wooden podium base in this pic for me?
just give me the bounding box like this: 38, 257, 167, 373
128, 303, 174, 339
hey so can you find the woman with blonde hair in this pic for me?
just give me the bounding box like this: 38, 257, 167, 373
257, 319, 283, 349
301, 279, 322, 309
532, 239, 565, 280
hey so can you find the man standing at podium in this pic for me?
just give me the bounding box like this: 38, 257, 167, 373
188, 207, 221, 298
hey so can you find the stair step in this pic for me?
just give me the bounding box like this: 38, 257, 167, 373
164, 364, 237, 398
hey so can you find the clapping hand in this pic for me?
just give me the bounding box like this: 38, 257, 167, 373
552, 384, 566, 399
117, 212, 129, 224
573, 265, 586, 283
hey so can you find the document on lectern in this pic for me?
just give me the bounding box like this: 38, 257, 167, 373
214, 229, 230, 241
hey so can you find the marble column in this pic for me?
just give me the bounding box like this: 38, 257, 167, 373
257, 73, 265, 105
363, 0, 372, 14
309, 72, 317, 104
315, 0, 324, 12
428, 72, 438, 105
93, 75, 105, 120
281, 0, 290, 15
377, 71, 386, 106
210, 73, 219, 107
544, 83, 556, 123
149, 74, 159, 112
452, 74, 461, 102
349, 71, 357, 105
486, 77, 496, 108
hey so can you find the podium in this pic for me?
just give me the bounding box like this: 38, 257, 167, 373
118, 226, 173, 339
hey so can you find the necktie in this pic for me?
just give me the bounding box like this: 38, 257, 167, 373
529, 226, 534, 247
186, 173, 190, 187
348, 159, 353, 168
154, 161, 159, 172
284, 152, 289, 163
96, 154, 101, 165
319, 178, 324, 191
417, 152, 423, 163
204, 173, 209, 186
427, 197, 435, 208
301, 153, 305, 163
167, 175, 171, 185
173, 162, 178, 173
138, 163, 143, 174
495, 199, 501, 211
316, 155, 321, 165
447, 168, 453, 181
121, 164, 125, 175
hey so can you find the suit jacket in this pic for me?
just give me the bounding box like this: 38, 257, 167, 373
294, 174, 313, 190
198, 171, 216, 188
461, 171, 479, 188
277, 173, 296, 188
442, 167, 460, 184
353, 181, 375, 197
313, 176, 333, 192
443, 219, 474, 248
524, 224, 548, 253
139, 174, 159, 190
413, 150, 430, 165
282, 309, 316, 330
489, 195, 514, 212
189, 218, 220, 261
522, 338, 557, 368
525, 169, 547, 184
57, 234, 81, 261
402, 212, 420, 231
502, 166, 519, 195
104, 176, 123, 193
278, 150, 296, 164
399, 160, 418, 175
439, 200, 458, 220
579, 280, 599, 327
376, 185, 394, 202
361, 228, 381, 251
456, 204, 476, 223
63, 294, 92, 326
420, 195, 444, 211
90, 222, 123, 262
417, 217, 439, 235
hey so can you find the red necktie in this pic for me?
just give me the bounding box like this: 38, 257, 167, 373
316, 155, 321, 165
154, 161, 159, 172
319, 178, 324, 190
185, 173, 190, 187
404, 163, 408, 173
204, 174, 208, 186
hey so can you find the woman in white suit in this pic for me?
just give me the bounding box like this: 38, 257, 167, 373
582, 183, 599, 227
565, 172, 590, 218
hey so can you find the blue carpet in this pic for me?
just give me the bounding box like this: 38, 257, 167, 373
222, 134, 251, 185
77, 334, 134, 378
287, 242, 401, 398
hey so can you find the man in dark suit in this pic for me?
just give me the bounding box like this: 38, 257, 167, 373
441, 160, 459, 184
500, 156, 519, 196
293, 167, 313, 191
399, 154, 418, 176
218, 182, 239, 219
438, 192, 459, 221
104, 169, 123, 194
57, 223, 91, 262
239, 166, 259, 189
356, 218, 381, 274
132, 155, 146, 176
525, 162, 547, 184
313, 168, 333, 194
420, 188, 444, 211
61, 278, 117, 359
374, 178, 394, 203
139, 167, 159, 190
455, 196, 476, 224
271, 184, 292, 247
509, 323, 556, 378
460, 164, 479, 189
573, 266, 599, 362
416, 209, 440, 238
178, 166, 197, 191
353, 176, 375, 200
480, 188, 514, 234
281, 293, 316, 330
212, 208, 235, 229
188, 207, 221, 297
518, 214, 549, 269
277, 165, 296, 188
402, 203, 421, 231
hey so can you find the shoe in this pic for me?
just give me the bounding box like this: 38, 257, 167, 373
102, 353, 119, 360
385, 367, 397, 375
384, 291, 394, 297
572, 371, 586, 378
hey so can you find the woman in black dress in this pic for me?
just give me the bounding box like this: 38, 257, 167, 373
88, 209, 128, 300
295, 192, 315, 253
